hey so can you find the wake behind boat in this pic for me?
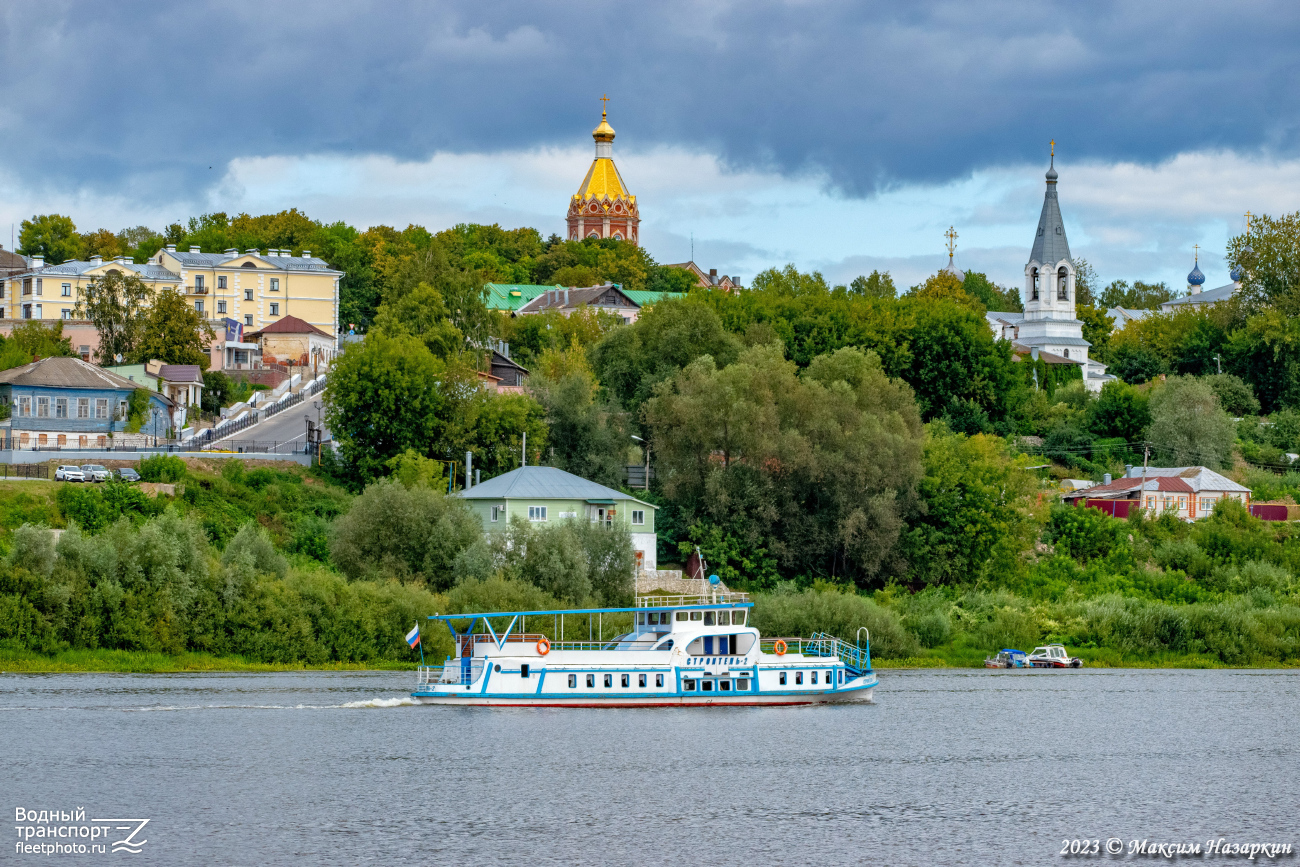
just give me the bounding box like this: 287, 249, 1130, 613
411, 586, 876, 707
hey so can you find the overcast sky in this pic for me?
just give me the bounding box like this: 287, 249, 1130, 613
2, 0, 1297, 292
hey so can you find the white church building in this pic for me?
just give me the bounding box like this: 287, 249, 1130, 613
985, 155, 1114, 392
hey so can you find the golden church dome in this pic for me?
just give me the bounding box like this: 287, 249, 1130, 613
592, 110, 615, 143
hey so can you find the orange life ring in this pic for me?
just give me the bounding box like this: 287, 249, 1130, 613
537, 636, 551, 656
774, 639, 787, 656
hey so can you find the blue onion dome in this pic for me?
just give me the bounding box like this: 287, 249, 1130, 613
1230, 265, 1243, 282
1187, 262, 1205, 286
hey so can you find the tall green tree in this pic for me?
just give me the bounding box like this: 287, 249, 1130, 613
74, 270, 153, 364
1228, 211, 1300, 315
527, 350, 630, 489
849, 270, 896, 299
0, 320, 76, 369
325, 333, 449, 480
134, 288, 216, 367
1147, 376, 1236, 469
1100, 279, 1179, 309
18, 214, 81, 265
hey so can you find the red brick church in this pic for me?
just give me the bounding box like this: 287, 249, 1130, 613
566, 99, 640, 245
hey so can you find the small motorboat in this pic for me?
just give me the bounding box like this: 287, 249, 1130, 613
984, 648, 1030, 668
1027, 644, 1083, 668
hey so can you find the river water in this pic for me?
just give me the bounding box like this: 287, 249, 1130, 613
2, 668, 1297, 865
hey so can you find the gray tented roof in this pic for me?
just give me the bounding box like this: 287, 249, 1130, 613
458, 465, 653, 506
1029, 166, 1072, 266
1164, 283, 1236, 307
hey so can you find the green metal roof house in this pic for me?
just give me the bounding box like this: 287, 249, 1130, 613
457, 466, 659, 571
483, 283, 559, 312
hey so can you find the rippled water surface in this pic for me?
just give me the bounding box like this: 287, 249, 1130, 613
2, 668, 1298, 865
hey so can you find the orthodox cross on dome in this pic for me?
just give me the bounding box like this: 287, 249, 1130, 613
1050, 139, 1055, 166
600, 93, 609, 114
944, 226, 958, 258
1194, 243, 1199, 262
1244, 210, 1253, 235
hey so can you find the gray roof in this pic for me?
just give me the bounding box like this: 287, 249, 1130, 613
1163, 282, 1235, 307
158, 364, 203, 384
0, 356, 142, 391
170, 250, 338, 273
458, 465, 654, 506
986, 311, 1024, 324
1029, 163, 1072, 266
4, 260, 180, 282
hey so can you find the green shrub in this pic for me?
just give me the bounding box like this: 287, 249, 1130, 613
138, 455, 186, 483
1046, 504, 1126, 562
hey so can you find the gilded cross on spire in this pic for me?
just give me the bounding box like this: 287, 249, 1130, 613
1194, 243, 1199, 262
1244, 210, 1253, 235
600, 93, 609, 116
1050, 139, 1055, 168
944, 226, 958, 258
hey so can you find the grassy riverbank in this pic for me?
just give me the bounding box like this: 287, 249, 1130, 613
0, 647, 418, 673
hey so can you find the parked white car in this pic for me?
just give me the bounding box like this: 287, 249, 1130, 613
79, 464, 112, 483
55, 465, 86, 482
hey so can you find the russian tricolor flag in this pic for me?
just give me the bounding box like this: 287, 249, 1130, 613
405, 623, 420, 648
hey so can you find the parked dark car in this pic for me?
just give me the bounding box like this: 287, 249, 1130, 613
115, 467, 141, 482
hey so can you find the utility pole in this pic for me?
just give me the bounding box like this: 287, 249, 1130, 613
1140, 442, 1150, 517
521, 431, 527, 467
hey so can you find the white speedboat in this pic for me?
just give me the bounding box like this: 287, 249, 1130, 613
412, 589, 876, 707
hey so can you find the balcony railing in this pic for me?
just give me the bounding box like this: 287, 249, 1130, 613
191, 285, 209, 295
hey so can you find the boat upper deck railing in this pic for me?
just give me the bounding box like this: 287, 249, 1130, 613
635, 591, 749, 608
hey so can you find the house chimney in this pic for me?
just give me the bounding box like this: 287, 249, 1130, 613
564, 288, 570, 305
1103, 473, 1112, 485
165, 244, 176, 253
709, 268, 718, 285
31, 255, 44, 269
1125, 464, 1134, 477
301, 250, 311, 258
189, 245, 201, 253
224, 248, 239, 257
90, 255, 103, 266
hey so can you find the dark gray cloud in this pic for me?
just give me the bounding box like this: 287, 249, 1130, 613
2, 0, 1297, 203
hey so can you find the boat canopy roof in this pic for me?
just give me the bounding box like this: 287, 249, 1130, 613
428, 599, 752, 623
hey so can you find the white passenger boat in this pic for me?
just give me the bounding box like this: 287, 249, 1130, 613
412, 588, 877, 706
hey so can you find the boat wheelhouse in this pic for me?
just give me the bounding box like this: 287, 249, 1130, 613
412, 589, 876, 707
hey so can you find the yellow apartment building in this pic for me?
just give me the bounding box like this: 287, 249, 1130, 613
0, 245, 341, 364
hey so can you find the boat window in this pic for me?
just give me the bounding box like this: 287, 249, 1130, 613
494, 664, 501, 672
655, 638, 674, 651
838, 670, 843, 684
719, 680, 732, 691
639, 673, 647, 687
569, 674, 577, 688
521, 664, 530, 678
621, 673, 629, 688
683, 678, 696, 691
637, 613, 646, 625
738, 678, 750, 691
656, 673, 664, 687
604, 673, 613, 688
676, 612, 688, 622
702, 680, 714, 692
734, 634, 756, 655
587, 674, 595, 688
704, 611, 715, 626
796, 671, 803, 685
811, 671, 818, 684
779, 672, 787, 685
690, 611, 703, 621
732, 610, 746, 626
717, 611, 730, 626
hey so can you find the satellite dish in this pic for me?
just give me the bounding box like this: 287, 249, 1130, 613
708, 574, 720, 585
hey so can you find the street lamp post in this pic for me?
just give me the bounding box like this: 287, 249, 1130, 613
631, 435, 649, 491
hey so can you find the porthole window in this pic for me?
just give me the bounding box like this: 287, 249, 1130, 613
494, 664, 501, 672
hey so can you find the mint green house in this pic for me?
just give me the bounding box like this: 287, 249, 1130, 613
457, 466, 659, 571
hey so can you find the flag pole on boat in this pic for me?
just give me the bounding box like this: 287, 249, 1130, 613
406, 622, 424, 666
